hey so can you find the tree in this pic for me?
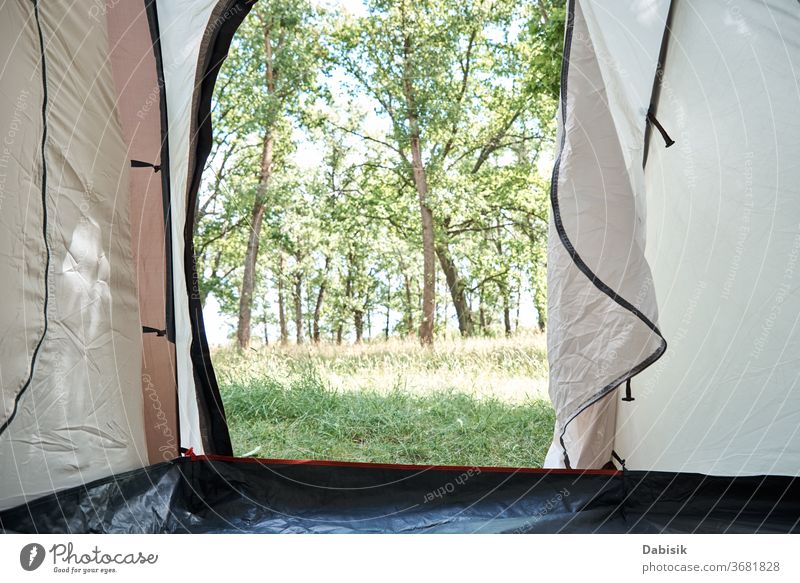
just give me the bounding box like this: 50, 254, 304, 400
329, 0, 564, 344
231, 0, 323, 350
197, 0, 566, 346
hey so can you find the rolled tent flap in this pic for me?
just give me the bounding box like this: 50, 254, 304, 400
545, 0, 670, 469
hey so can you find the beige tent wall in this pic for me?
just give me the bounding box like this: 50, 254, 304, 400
616, 0, 800, 476
0, 0, 146, 510
0, 1, 46, 435
107, 1, 179, 464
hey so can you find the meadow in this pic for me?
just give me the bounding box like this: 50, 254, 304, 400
215, 332, 555, 467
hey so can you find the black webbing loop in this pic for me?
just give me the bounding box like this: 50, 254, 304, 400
611, 450, 627, 470
621, 378, 635, 402
130, 159, 161, 172
646, 111, 675, 148
142, 325, 167, 337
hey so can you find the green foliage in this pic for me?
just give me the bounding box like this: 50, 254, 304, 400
196, 0, 566, 343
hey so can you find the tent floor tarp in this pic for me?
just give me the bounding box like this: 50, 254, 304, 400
2, 457, 798, 534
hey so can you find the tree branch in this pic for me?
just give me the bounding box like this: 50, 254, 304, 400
467, 269, 510, 293
437, 28, 477, 163
327, 120, 410, 164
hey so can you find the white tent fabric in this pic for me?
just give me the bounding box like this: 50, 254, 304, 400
548, 0, 800, 475
156, 0, 253, 455
156, 0, 221, 455
616, 0, 800, 476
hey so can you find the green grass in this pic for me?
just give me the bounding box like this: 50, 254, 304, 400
215, 332, 554, 467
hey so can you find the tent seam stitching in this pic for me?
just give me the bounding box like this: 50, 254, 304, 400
0, 0, 51, 438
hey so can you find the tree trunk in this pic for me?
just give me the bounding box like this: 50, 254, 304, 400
277, 254, 289, 345
478, 287, 487, 335
312, 284, 325, 343
384, 285, 391, 339
403, 274, 414, 335
311, 302, 325, 344
261, 287, 269, 346
236, 23, 276, 350
494, 230, 511, 336
293, 272, 303, 344
535, 293, 546, 331
236, 134, 273, 350
342, 256, 354, 344
503, 297, 512, 336
533, 270, 547, 331
402, 34, 435, 346
312, 256, 330, 343
354, 309, 364, 343
440, 277, 448, 331
435, 242, 474, 336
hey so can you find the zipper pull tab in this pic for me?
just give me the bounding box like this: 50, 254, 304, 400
647, 111, 675, 148
621, 378, 635, 402
130, 159, 161, 172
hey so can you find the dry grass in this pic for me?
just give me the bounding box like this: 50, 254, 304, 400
214, 331, 549, 403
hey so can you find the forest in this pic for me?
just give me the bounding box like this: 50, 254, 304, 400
195, 0, 566, 349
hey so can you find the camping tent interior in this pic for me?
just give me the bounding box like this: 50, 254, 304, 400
0, 0, 799, 533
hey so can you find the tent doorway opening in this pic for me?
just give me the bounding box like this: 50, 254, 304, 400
194, 0, 565, 467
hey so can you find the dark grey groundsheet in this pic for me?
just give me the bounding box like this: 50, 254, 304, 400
1, 457, 798, 533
